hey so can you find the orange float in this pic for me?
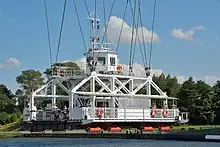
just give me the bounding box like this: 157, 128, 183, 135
109, 127, 122, 132
143, 126, 154, 131
88, 127, 102, 133
160, 126, 171, 131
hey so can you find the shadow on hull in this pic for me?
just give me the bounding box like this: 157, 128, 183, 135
22, 121, 180, 131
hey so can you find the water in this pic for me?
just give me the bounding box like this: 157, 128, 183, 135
0, 138, 219, 147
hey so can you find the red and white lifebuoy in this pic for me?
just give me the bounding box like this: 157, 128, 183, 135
163, 109, 168, 117
96, 108, 104, 119
151, 108, 156, 117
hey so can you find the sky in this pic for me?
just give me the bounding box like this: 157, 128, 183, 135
0, 0, 220, 93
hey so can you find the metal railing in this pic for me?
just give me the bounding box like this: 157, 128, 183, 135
84, 107, 179, 120
52, 66, 85, 77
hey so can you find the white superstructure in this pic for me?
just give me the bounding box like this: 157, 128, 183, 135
23, 11, 188, 126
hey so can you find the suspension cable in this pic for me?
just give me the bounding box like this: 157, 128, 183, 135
129, 0, 137, 75
148, 0, 157, 68
116, 0, 129, 53
43, 0, 53, 66
100, 0, 116, 45
94, 0, 116, 70
83, 0, 90, 16
131, 3, 140, 66
55, 0, 67, 63
103, 0, 108, 43
128, 0, 146, 67
138, 0, 148, 67
72, 0, 87, 53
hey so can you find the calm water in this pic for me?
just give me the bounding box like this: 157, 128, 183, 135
0, 138, 219, 147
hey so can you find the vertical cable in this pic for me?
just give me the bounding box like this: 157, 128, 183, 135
55, 0, 67, 63
43, 0, 53, 66
149, 0, 157, 68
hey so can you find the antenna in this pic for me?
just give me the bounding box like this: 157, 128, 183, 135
87, 11, 100, 51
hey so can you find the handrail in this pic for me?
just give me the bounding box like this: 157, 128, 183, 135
52, 66, 85, 77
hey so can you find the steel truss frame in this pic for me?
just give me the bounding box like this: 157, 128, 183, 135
29, 72, 178, 120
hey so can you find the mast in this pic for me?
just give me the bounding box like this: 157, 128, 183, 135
87, 12, 100, 72
87, 12, 100, 51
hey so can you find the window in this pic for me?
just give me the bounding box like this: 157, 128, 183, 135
110, 57, 115, 66
98, 57, 105, 66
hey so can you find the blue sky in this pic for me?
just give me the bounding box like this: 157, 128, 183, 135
0, 0, 220, 93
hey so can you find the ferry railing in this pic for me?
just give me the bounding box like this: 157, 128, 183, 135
52, 66, 85, 77
85, 108, 178, 120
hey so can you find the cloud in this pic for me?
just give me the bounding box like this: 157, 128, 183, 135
171, 26, 205, 40
105, 16, 160, 44
176, 75, 219, 86
0, 58, 21, 69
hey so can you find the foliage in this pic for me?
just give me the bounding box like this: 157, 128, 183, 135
152, 75, 220, 125
16, 69, 44, 96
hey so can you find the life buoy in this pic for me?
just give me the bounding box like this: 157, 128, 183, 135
163, 109, 168, 117
151, 108, 156, 117
96, 108, 104, 119
117, 64, 123, 73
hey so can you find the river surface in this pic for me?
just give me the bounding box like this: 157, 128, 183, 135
0, 138, 219, 147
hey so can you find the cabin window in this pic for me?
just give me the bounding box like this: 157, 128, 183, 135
98, 57, 105, 66
110, 57, 115, 66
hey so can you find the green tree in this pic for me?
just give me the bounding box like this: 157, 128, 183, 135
212, 80, 220, 124
16, 69, 44, 105
0, 84, 16, 113
15, 89, 27, 112
195, 80, 215, 124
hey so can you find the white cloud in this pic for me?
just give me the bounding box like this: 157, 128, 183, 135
171, 26, 205, 40
176, 75, 219, 86
0, 58, 21, 69
105, 16, 160, 44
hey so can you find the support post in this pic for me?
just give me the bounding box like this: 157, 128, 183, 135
147, 79, 151, 108
69, 93, 74, 120
52, 81, 56, 107
91, 76, 96, 118
30, 94, 36, 120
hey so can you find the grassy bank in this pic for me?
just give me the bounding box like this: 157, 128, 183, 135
1, 122, 220, 138
0, 118, 23, 138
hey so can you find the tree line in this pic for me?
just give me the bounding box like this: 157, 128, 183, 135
1, 62, 220, 125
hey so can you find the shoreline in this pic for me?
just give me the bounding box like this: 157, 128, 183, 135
1, 131, 220, 142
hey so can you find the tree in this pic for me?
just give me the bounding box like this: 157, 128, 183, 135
195, 80, 215, 124
16, 69, 44, 105
212, 80, 220, 124
0, 84, 16, 113
15, 89, 27, 112
16, 69, 44, 95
